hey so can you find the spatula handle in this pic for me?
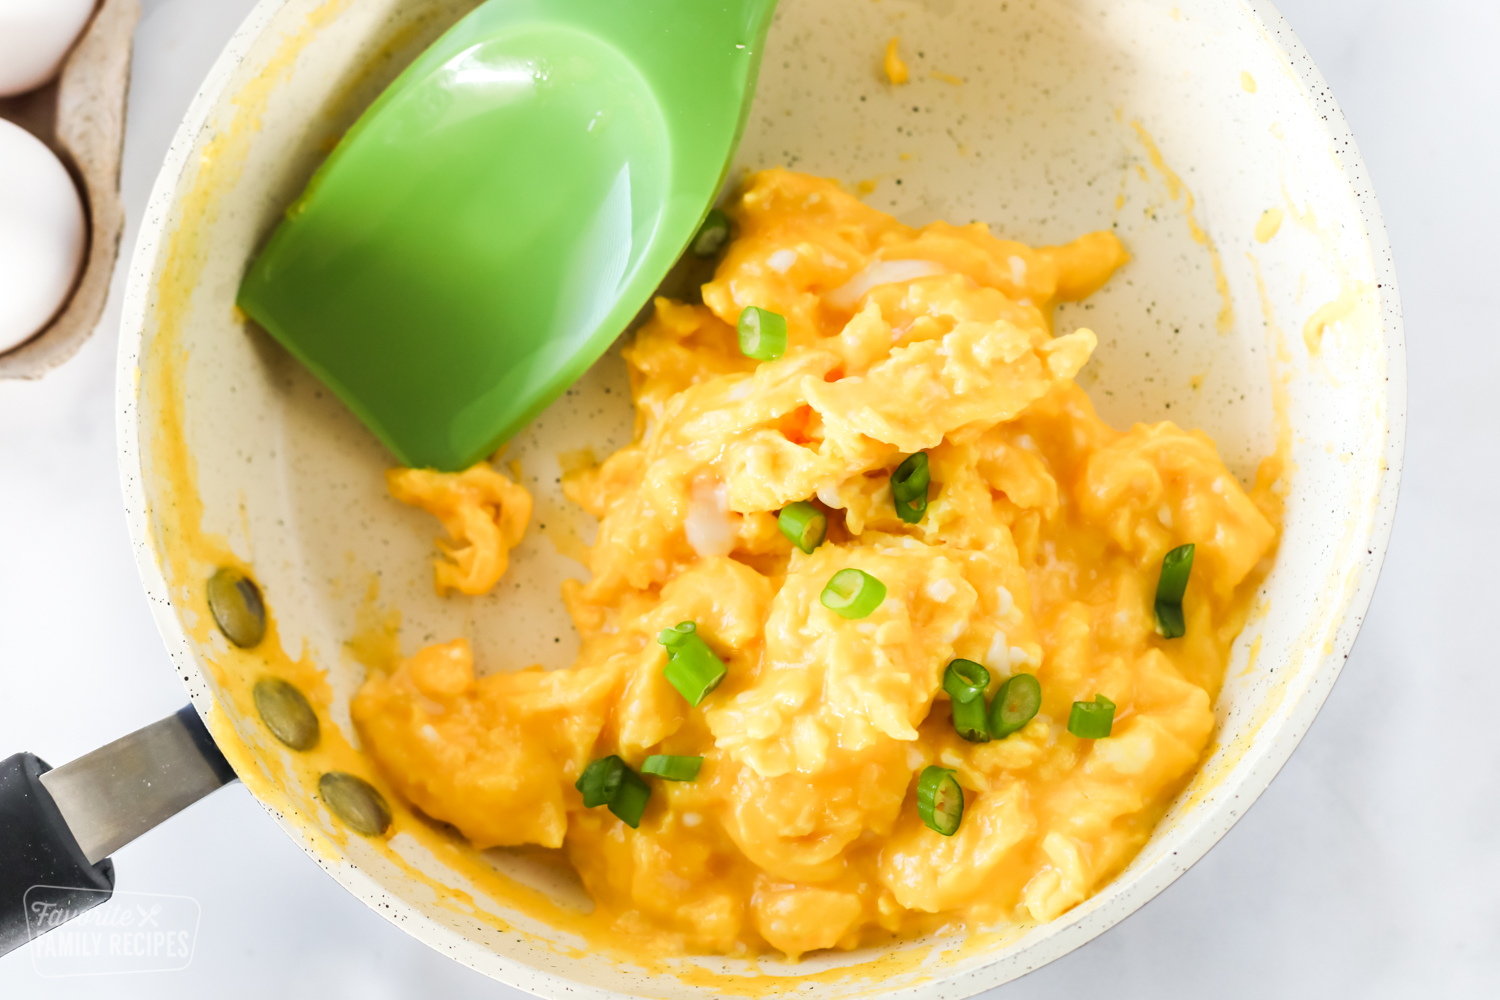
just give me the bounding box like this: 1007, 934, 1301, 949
0, 705, 238, 958
0, 752, 114, 957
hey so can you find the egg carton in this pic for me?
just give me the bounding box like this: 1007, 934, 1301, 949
0, 0, 139, 378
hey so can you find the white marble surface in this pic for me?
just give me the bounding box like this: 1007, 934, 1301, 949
1, 0, 1494, 995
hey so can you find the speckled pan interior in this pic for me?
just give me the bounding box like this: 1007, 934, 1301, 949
117, 0, 1404, 996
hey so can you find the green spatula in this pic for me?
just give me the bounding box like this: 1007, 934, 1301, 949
237, 0, 778, 471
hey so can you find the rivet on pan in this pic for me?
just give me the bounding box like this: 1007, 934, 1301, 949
252, 677, 319, 751
318, 772, 392, 836
206, 567, 267, 648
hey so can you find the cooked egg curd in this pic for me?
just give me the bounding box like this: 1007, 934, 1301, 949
352, 169, 1278, 959
387, 464, 531, 596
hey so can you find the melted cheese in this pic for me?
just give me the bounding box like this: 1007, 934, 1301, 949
353, 169, 1277, 959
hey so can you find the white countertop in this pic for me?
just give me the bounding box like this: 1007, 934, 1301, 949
1, 0, 1494, 995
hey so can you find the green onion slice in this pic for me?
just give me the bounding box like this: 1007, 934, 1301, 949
1155, 544, 1195, 603
658, 620, 697, 649
778, 501, 827, 554
609, 768, 651, 827
738, 306, 788, 361
820, 568, 887, 619
891, 452, 930, 523
641, 754, 704, 781
988, 673, 1042, 738
1154, 543, 1195, 639
691, 208, 731, 257
951, 694, 991, 743
1067, 694, 1117, 739
943, 659, 989, 704
575, 755, 652, 827
575, 755, 626, 808
916, 766, 964, 836
1155, 601, 1185, 639
658, 621, 729, 706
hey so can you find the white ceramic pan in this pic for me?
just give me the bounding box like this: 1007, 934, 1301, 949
20, 0, 1410, 994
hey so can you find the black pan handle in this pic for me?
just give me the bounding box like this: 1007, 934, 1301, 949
0, 706, 236, 957
0, 753, 115, 957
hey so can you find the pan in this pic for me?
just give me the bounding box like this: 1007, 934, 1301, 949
0, 0, 1403, 995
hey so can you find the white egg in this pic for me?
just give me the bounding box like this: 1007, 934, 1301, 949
0, 0, 96, 97
0, 119, 87, 354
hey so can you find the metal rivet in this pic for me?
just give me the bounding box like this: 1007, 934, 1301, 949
319, 772, 391, 836
207, 567, 267, 648
252, 677, 319, 751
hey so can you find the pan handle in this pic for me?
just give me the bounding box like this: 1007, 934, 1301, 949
0, 706, 236, 957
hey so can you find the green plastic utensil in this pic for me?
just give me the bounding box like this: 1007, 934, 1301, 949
237, 0, 778, 471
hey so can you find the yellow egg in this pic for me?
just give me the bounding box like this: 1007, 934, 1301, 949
360, 169, 1279, 958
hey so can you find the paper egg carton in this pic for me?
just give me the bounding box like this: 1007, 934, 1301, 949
0, 0, 140, 378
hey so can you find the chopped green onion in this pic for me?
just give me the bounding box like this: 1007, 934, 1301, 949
988, 673, 1042, 738
576, 755, 626, 808
1067, 694, 1116, 739
778, 501, 827, 554
575, 755, 652, 827
658, 621, 729, 706
658, 619, 698, 648
691, 208, 731, 257
944, 660, 992, 738
609, 769, 651, 827
891, 452, 930, 523
820, 568, 887, 619
738, 306, 788, 361
951, 693, 991, 743
1155, 601, 1185, 640
916, 766, 964, 836
1154, 543, 1195, 639
1155, 544, 1195, 603
943, 659, 990, 703
641, 754, 704, 781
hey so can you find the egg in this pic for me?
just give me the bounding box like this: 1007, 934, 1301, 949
0, 0, 96, 97
0, 119, 87, 354
352, 169, 1279, 958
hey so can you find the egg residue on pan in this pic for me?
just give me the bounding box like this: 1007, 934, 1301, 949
354, 169, 1279, 958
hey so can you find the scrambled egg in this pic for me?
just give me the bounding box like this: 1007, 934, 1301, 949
353, 169, 1278, 958
386, 464, 531, 596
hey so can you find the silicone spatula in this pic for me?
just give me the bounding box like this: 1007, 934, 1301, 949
237, 0, 778, 471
